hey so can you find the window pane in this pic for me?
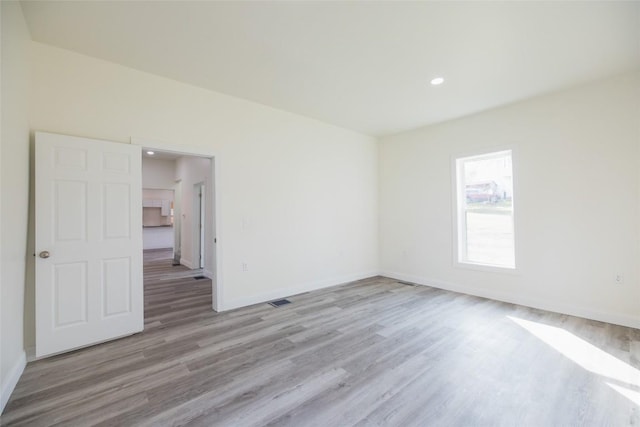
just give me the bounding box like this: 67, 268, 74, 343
458, 151, 514, 268
465, 211, 514, 267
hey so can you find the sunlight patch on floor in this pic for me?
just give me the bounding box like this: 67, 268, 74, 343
508, 316, 640, 405
607, 383, 640, 406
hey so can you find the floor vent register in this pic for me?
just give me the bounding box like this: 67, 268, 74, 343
269, 299, 292, 307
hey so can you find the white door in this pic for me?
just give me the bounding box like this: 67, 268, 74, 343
35, 132, 143, 357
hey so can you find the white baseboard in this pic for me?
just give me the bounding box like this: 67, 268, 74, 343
222, 270, 379, 311
203, 269, 214, 279
1, 351, 26, 414
380, 270, 640, 330
180, 258, 194, 269
26, 346, 36, 362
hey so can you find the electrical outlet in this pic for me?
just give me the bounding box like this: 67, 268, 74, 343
615, 274, 624, 285
242, 262, 248, 272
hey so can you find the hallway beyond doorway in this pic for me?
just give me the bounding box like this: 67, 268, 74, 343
143, 248, 212, 325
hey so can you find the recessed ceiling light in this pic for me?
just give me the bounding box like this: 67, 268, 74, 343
430, 77, 444, 86
146, 151, 155, 155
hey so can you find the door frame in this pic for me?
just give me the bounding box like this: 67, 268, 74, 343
193, 181, 205, 269
132, 137, 223, 311
173, 179, 182, 266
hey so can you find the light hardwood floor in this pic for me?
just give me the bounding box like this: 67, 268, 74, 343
2, 249, 639, 426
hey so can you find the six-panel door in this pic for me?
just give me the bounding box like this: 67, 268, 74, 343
35, 132, 143, 357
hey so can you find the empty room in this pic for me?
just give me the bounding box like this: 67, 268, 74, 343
1, 1, 639, 425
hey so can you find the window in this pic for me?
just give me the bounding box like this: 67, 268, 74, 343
456, 150, 515, 269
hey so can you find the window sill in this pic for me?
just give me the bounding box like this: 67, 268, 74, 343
454, 260, 519, 276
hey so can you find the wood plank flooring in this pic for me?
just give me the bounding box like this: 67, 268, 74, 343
2, 249, 639, 426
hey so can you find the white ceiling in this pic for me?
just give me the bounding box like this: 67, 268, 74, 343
20, 1, 640, 136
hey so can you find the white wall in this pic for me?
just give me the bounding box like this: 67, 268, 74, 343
142, 188, 174, 201
1, 1, 31, 413
142, 157, 176, 189
379, 72, 640, 328
175, 156, 212, 271
28, 42, 379, 313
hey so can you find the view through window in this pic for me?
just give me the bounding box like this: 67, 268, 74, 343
456, 150, 515, 269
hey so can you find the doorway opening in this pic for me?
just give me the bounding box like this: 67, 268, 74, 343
138, 145, 219, 319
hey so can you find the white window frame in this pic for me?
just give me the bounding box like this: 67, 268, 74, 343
453, 148, 517, 272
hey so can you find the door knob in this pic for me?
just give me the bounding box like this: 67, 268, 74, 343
39, 251, 50, 259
